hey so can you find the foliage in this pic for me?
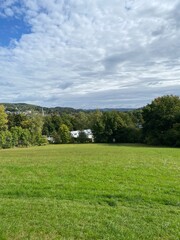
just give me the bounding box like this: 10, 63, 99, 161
52, 131, 62, 144
0, 105, 8, 131
71, 111, 90, 130
92, 111, 142, 143
77, 131, 88, 143
142, 95, 180, 146
59, 124, 71, 144
0, 95, 179, 148
0, 107, 47, 148
7, 113, 28, 129
42, 115, 56, 136
0, 130, 12, 148
9, 126, 32, 147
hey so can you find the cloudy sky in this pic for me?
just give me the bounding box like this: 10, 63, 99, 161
0, 0, 180, 109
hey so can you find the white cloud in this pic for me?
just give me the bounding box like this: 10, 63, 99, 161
0, 0, 179, 108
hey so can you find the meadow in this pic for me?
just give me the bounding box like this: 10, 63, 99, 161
0, 144, 179, 240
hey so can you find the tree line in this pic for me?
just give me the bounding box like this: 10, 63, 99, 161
0, 95, 179, 148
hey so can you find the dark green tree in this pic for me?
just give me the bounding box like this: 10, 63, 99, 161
92, 111, 125, 143
142, 95, 180, 146
71, 112, 90, 130
77, 131, 88, 143
7, 113, 28, 129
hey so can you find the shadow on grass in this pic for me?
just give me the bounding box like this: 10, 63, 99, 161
98, 143, 177, 149
99, 143, 150, 147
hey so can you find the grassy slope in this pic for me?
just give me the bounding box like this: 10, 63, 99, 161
0, 144, 179, 239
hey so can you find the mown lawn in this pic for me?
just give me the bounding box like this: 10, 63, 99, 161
0, 144, 179, 239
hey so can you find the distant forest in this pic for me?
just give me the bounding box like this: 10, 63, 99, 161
2, 102, 135, 114
0, 95, 179, 148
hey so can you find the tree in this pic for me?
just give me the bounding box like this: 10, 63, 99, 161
19, 128, 31, 147
91, 111, 105, 142
7, 113, 27, 129
92, 111, 125, 143
72, 112, 90, 130
142, 95, 180, 146
77, 131, 88, 143
21, 114, 44, 145
51, 114, 63, 132
0, 105, 8, 131
52, 131, 62, 144
103, 111, 125, 143
42, 115, 56, 136
11, 126, 20, 147
0, 130, 12, 148
60, 113, 73, 130
59, 124, 71, 143
10, 126, 31, 147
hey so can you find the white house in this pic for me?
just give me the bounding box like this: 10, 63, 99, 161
70, 129, 94, 141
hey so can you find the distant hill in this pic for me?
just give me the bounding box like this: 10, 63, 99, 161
1, 103, 136, 114
97, 108, 135, 112
1, 103, 80, 114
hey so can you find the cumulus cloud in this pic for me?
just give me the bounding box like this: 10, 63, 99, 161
0, 0, 179, 108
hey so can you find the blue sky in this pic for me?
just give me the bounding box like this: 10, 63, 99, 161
0, 17, 30, 46
0, 0, 180, 108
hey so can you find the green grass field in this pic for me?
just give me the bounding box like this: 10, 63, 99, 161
0, 144, 179, 240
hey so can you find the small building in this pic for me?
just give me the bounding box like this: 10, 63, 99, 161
47, 136, 55, 143
70, 129, 94, 142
